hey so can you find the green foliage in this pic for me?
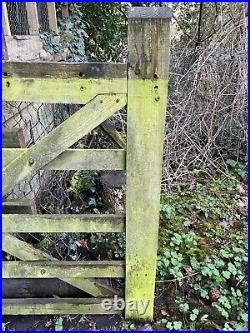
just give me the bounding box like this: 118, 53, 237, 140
67, 2, 127, 62
58, 3, 87, 61
226, 159, 247, 181
90, 232, 125, 260
41, 3, 87, 61
120, 321, 136, 331
160, 319, 183, 331
69, 171, 96, 195
40, 31, 64, 54
68, 171, 111, 214
54, 317, 64, 331
157, 174, 248, 330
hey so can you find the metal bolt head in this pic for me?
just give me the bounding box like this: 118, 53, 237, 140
29, 158, 35, 166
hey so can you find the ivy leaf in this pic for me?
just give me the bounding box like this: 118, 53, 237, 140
55, 317, 63, 331
222, 271, 231, 279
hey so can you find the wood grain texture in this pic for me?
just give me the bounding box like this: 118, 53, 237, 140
3, 61, 127, 79
2, 214, 125, 233
3, 298, 123, 315
2, 95, 127, 196
2, 234, 120, 297
3, 260, 125, 278
2, 77, 127, 104
125, 7, 171, 320
3, 148, 126, 170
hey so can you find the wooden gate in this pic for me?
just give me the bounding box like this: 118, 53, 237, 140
2, 7, 171, 320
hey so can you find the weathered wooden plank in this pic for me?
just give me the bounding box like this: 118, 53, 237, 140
47, 2, 58, 33
2, 77, 127, 104
3, 260, 125, 279
2, 214, 125, 233
3, 298, 123, 315
2, 2, 11, 36
2, 199, 37, 214
125, 7, 171, 320
3, 61, 127, 79
2, 148, 126, 170
2, 234, 120, 297
2, 95, 127, 196
2, 128, 25, 148
26, 2, 39, 35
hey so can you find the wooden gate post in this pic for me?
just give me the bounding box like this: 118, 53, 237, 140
125, 7, 171, 320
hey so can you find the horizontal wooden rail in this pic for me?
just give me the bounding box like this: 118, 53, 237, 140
3, 260, 125, 279
2, 214, 125, 233
3, 234, 120, 297
3, 62, 127, 79
2, 148, 126, 170
2, 95, 126, 196
2, 77, 127, 104
2, 61, 127, 104
2, 200, 36, 214
2, 298, 123, 315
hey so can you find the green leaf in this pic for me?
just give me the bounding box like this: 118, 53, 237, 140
173, 321, 182, 330
192, 308, 199, 315
190, 313, 197, 321
222, 271, 231, 279
226, 159, 237, 167
55, 317, 63, 331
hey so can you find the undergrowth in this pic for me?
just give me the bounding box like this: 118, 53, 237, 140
156, 172, 248, 331
37, 168, 247, 331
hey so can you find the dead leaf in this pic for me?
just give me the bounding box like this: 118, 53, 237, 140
143, 323, 153, 331
88, 320, 96, 330
184, 219, 192, 227
2, 322, 10, 331
210, 288, 220, 302
75, 239, 90, 250
45, 319, 53, 328
237, 198, 247, 213
189, 180, 196, 190
160, 308, 169, 316
107, 249, 113, 259
219, 220, 228, 228
204, 256, 211, 263
184, 266, 195, 277
237, 182, 246, 195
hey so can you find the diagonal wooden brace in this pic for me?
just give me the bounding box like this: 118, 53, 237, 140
2, 233, 121, 297
2, 94, 126, 196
